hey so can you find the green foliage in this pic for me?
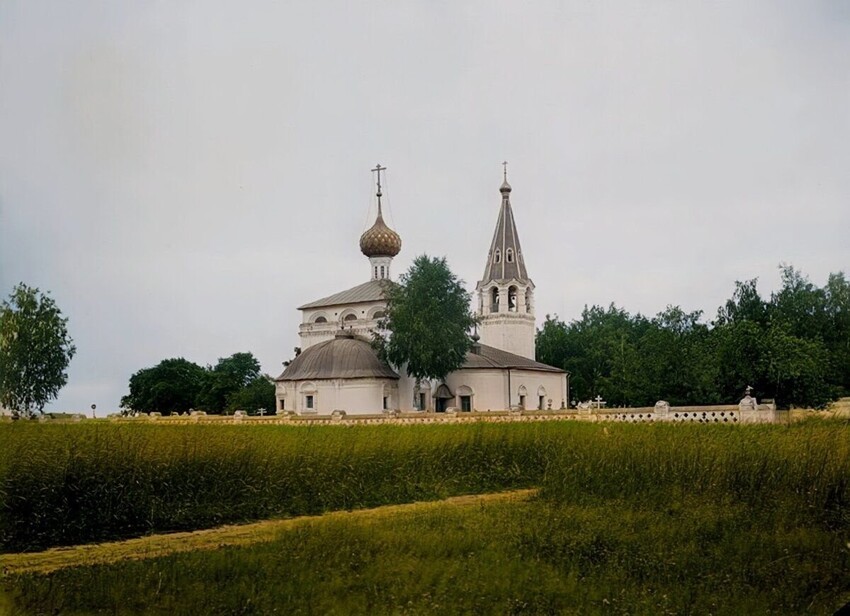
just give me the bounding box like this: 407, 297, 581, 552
120, 358, 206, 415
122, 352, 269, 415
376, 255, 476, 383
197, 352, 262, 413
224, 376, 275, 414
4, 421, 850, 614
0, 283, 76, 417
537, 265, 848, 408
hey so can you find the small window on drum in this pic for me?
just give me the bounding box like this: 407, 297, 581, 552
314, 316, 327, 324
344, 313, 357, 322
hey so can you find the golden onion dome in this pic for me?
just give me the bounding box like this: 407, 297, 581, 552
359, 212, 402, 258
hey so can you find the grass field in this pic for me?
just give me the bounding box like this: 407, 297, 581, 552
2, 420, 849, 613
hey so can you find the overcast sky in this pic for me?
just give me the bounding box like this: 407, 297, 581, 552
1, 2, 848, 414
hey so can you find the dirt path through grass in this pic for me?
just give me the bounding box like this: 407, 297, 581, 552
1, 489, 537, 576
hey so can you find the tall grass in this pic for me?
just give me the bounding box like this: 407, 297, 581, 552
6, 496, 850, 615
0, 422, 555, 552
2, 420, 848, 553
540, 420, 850, 524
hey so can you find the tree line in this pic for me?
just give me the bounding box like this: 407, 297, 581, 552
536, 266, 850, 409
120, 352, 275, 415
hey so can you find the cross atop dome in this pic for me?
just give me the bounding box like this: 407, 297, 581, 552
360, 164, 401, 279
372, 163, 386, 200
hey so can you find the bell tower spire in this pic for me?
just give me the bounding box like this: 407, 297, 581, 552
475, 164, 536, 359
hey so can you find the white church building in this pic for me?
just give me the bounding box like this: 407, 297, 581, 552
275, 167, 568, 415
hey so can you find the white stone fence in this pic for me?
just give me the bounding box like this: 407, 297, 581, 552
78, 401, 787, 426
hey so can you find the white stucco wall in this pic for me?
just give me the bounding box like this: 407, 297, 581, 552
445, 368, 568, 411
388, 368, 569, 413
477, 314, 536, 360
276, 378, 398, 415
298, 301, 388, 349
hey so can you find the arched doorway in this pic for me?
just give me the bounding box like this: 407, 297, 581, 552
517, 385, 528, 410
537, 385, 547, 410
457, 385, 473, 412
434, 383, 453, 413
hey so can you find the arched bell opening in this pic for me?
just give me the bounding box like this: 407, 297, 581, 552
508, 286, 518, 312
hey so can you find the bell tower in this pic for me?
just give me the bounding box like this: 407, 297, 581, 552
475, 164, 536, 359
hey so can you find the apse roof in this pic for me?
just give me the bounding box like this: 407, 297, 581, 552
461, 344, 565, 373
298, 279, 392, 310
275, 333, 399, 381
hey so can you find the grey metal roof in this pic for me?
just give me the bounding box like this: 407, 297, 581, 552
460, 344, 564, 373
479, 181, 530, 285
298, 279, 392, 310
276, 333, 399, 381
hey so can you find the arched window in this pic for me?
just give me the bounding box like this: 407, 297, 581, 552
508, 285, 518, 312
494, 249, 501, 263
525, 288, 533, 313
344, 313, 357, 322
506, 249, 514, 263
490, 287, 499, 312
372, 310, 386, 319
374, 266, 378, 279
537, 386, 548, 410
380, 265, 385, 278
314, 316, 328, 324
517, 385, 528, 410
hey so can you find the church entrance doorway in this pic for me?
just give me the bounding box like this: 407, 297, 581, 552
434, 384, 453, 412
457, 385, 473, 412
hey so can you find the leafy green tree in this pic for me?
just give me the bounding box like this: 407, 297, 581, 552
824, 272, 850, 395
537, 305, 643, 406
121, 358, 206, 414
537, 267, 845, 410
771, 265, 828, 341
197, 352, 262, 413
225, 375, 276, 414
639, 306, 719, 405
0, 283, 76, 417
375, 255, 476, 383
716, 278, 769, 327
